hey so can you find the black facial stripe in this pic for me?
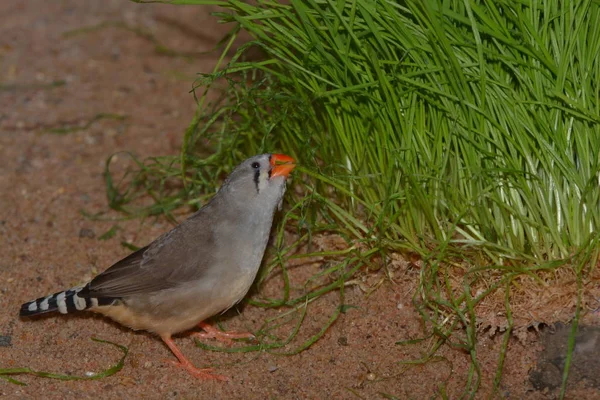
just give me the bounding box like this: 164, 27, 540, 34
254, 169, 260, 193
267, 155, 273, 180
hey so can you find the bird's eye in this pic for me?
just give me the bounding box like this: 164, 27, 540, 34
251, 162, 260, 169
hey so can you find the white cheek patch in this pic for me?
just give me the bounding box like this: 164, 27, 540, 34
258, 169, 269, 192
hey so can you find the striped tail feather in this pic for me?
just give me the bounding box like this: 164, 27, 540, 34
19, 286, 112, 317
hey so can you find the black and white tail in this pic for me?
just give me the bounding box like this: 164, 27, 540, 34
19, 286, 111, 317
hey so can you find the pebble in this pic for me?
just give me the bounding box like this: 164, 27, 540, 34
79, 228, 96, 239
0, 335, 11, 347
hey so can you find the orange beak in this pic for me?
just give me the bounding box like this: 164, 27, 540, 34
270, 153, 296, 178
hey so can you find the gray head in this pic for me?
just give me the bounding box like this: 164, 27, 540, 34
217, 153, 296, 209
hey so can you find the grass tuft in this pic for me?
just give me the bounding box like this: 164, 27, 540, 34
113, 0, 600, 396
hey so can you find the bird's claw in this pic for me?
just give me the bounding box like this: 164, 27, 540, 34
194, 322, 255, 346
164, 359, 228, 381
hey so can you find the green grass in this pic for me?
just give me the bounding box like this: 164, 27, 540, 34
0, 338, 128, 385
113, 0, 600, 397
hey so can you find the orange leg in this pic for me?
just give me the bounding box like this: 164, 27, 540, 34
191, 321, 255, 345
160, 334, 228, 381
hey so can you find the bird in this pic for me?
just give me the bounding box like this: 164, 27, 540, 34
20, 153, 296, 381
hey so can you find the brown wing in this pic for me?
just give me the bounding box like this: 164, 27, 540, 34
79, 211, 218, 299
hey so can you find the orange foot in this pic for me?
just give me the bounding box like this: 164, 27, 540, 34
192, 321, 255, 346
165, 359, 228, 381
161, 334, 228, 381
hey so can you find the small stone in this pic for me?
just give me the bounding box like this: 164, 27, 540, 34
143, 361, 152, 369
119, 376, 137, 386
268, 365, 278, 373
530, 323, 600, 390
366, 372, 376, 381
0, 335, 12, 347
79, 228, 96, 239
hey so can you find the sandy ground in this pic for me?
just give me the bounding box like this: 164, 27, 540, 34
1, 1, 598, 399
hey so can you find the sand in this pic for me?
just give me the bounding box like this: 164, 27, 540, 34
1, 1, 598, 398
